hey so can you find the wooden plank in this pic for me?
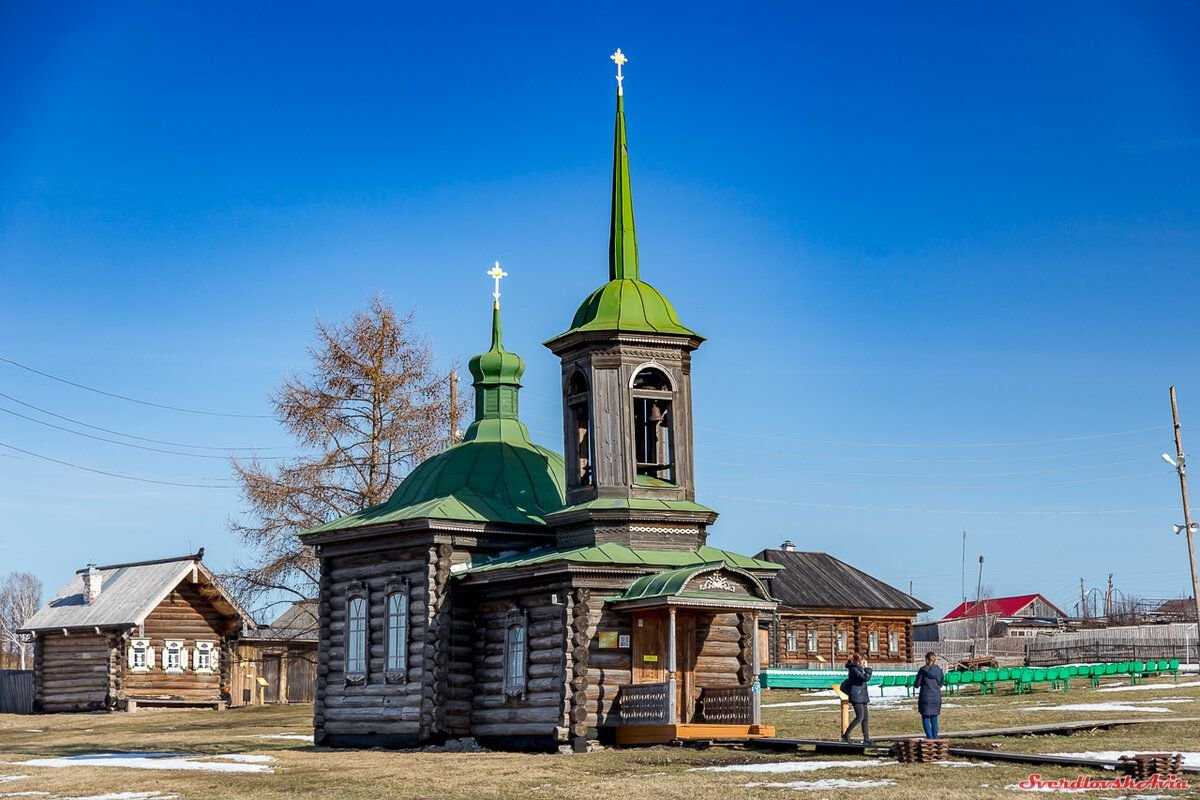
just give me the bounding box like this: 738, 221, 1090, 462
615, 723, 776, 746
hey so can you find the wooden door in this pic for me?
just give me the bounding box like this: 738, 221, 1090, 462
675, 613, 696, 722
631, 613, 666, 684
286, 654, 315, 704
262, 655, 281, 703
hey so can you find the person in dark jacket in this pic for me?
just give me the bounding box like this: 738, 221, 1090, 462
840, 653, 873, 744
913, 651, 945, 739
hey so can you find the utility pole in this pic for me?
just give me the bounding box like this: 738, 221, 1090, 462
1080, 578, 1088, 620
1105, 574, 1113, 619
1167, 386, 1200, 644
961, 531, 967, 606
976, 555, 987, 653
448, 370, 460, 446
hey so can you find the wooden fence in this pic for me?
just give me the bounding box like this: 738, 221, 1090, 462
1027, 639, 1198, 667
0, 670, 34, 714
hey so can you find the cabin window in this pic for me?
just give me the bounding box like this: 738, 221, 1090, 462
836, 630, 848, 653
503, 610, 527, 698
806, 630, 818, 653
193, 641, 216, 673
566, 370, 593, 486
631, 366, 675, 485
888, 630, 899, 655
128, 638, 152, 672
385, 585, 408, 681
785, 630, 797, 653
868, 630, 879, 654
346, 592, 368, 682
164, 640, 185, 673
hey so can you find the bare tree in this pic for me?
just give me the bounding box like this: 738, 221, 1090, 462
0, 572, 42, 670
229, 297, 466, 611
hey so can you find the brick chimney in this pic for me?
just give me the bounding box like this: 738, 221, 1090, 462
82, 564, 103, 604
780, 539, 796, 552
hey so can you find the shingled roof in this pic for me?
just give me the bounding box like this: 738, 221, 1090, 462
753, 548, 931, 612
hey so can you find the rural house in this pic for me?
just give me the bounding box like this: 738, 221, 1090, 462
20, 549, 254, 713
913, 592, 1069, 643
753, 543, 931, 667
300, 57, 783, 752
233, 600, 318, 706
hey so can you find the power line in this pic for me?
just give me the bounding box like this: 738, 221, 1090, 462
0, 356, 273, 419
706, 492, 1150, 516
0, 405, 292, 460
0, 440, 236, 488
0, 391, 290, 451
695, 423, 1163, 450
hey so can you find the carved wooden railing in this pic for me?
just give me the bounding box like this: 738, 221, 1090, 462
615, 681, 671, 725
696, 684, 755, 724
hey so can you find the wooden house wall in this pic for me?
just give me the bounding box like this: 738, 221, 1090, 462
773, 611, 916, 667
122, 580, 227, 704
469, 583, 569, 746
580, 592, 629, 730
315, 544, 431, 746
34, 632, 114, 712
694, 612, 749, 688
231, 642, 318, 707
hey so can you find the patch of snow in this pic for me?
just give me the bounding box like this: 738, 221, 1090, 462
1019, 702, 1174, 714
0, 793, 50, 798
252, 733, 313, 742
692, 760, 885, 774
746, 778, 896, 791
935, 760, 994, 767
0, 780, 26, 785
61, 794, 179, 800
207, 754, 274, 763
18, 752, 273, 774
1097, 680, 1200, 693
1041, 752, 1200, 769
1004, 783, 1089, 793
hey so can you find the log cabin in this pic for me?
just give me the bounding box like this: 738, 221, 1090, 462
20, 549, 254, 712
754, 544, 932, 667
299, 58, 785, 752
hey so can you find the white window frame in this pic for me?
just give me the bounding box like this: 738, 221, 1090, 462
868, 630, 879, 654
806, 630, 819, 653
785, 630, 798, 653
163, 639, 186, 674
888, 630, 899, 655
345, 584, 368, 684
193, 641, 216, 673
128, 638, 153, 672
502, 609, 527, 699
384, 578, 409, 683
836, 629, 848, 653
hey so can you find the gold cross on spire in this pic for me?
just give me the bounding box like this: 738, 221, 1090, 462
610, 48, 628, 96
487, 261, 508, 306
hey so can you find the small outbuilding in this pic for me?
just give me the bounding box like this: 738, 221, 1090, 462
20, 549, 254, 712
233, 600, 318, 706
754, 543, 931, 667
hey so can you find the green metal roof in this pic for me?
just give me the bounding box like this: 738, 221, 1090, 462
553, 496, 717, 517
301, 300, 565, 537
464, 541, 781, 575
612, 563, 774, 606
551, 91, 698, 342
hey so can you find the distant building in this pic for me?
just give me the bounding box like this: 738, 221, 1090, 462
913, 592, 1068, 642
233, 600, 318, 706
20, 550, 254, 712
753, 543, 932, 666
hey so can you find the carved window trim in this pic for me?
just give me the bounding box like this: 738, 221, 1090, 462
163, 639, 186, 674
502, 608, 528, 700
868, 629, 880, 655
345, 582, 369, 686
836, 629, 848, 653
193, 640, 216, 673
384, 577, 409, 684
806, 630, 819, 654
128, 638, 152, 672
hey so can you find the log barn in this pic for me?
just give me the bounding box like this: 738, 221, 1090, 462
233, 600, 318, 706
20, 549, 254, 712
754, 543, 931, 667
300, 56, 785, 752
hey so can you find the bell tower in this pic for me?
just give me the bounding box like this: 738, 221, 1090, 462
545, 50, 717, 550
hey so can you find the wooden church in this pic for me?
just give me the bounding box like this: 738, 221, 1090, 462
301, 50, 781, 751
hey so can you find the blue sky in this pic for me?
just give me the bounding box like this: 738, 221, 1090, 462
2, 2, 1198, 619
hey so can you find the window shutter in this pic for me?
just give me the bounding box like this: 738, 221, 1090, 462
128, 643, 136, 668
146, 646, 155, 669
211, 646, 220, 671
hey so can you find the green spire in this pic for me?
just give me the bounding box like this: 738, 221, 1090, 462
467, 270, 525, 423
609, 89, 638, 281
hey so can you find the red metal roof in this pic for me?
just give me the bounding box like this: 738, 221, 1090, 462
943, 593, 1053, 620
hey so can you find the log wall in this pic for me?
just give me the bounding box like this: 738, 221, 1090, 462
123, 579, 228, 704
773, 612, 916, 667
35, 632, 112, 713
315, 544, 430, 746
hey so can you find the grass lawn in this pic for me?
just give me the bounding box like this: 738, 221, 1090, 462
0, 676, 1198, 799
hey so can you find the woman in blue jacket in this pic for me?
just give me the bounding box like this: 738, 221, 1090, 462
913, 651, 945, 739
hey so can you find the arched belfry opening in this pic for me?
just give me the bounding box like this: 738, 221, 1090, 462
566, 370, 593, 486
631, 366, 674, 485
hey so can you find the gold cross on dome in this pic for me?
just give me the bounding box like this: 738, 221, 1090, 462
610, 48, 628, 95
487, 261, 508, 305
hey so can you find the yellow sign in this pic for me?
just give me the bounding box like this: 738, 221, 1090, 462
598, 631, 620, 649
642, 654, 658, 663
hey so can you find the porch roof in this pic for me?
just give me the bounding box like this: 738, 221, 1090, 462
606, 563, 777, 612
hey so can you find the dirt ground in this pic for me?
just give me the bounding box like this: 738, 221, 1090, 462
1, 675, 1198, 799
